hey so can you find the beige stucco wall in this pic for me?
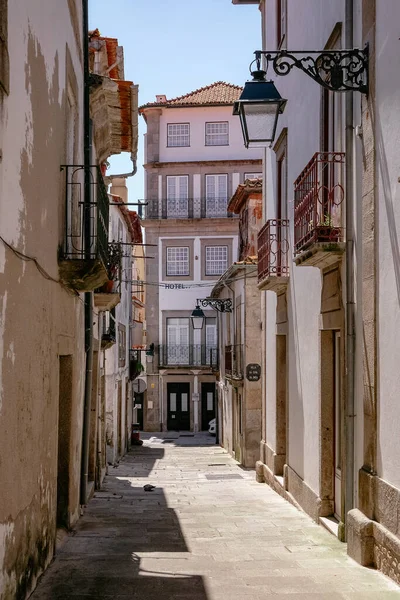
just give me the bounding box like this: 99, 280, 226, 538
0, 2, 86, 597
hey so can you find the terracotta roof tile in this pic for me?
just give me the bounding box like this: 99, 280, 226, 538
228, 178, 262, 213
139, 81, 242, 111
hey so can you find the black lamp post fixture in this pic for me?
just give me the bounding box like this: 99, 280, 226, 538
191, 298, 233, 330
235, 48, 368, 146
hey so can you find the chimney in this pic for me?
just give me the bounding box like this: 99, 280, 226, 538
156, 94, 167, 103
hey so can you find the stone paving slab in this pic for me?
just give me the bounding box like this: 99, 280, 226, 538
31, 432, 400, 599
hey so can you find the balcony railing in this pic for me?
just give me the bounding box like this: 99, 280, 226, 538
59, 165, 110, 290
225, 344, 243, 380
138, 198, 236, 220
158, 345, 218, 368
258, 219, 290, 288
294, 152, 345, 256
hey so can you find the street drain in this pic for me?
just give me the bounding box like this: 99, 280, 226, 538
207, 463, 228, 466
180, 434, 194, 437
205, 474, 243, 480
163, 440, 174, 443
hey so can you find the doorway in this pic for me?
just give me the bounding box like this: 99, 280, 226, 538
134, 392, 144, 429
167, 383, 190, 431
117, 381, 122, 456
333, 331, 342, 520
57, 356, 73, 529
201, 382, 216, 430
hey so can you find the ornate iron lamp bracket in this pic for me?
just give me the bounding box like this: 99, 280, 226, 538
254, 46, 368, 94
199, 298, 233, 313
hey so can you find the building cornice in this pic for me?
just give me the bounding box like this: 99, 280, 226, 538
143, 158, 262, 169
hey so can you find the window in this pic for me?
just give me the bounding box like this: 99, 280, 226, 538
205, 174, 228, 217
274, 129, 287, 219
118, 324, 126, 367
167, 318, 189, 364
205, 122, 229, 146
167, 123, 190, 147
244, 172, 263, 180
166, 175, 189, 217
205, 246, 228, 276
167, 247, 189, 276
276, 0, 287, 49
0, 0, 9, 95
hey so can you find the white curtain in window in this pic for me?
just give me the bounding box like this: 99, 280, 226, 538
206, 174, 227, 217
167, 318, 189, 364
167, 175, 188, 217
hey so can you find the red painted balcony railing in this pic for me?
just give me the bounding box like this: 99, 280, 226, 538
294, 152, 345, 255
258, 219, 290, 283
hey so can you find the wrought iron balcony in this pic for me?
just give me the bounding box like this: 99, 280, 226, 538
258, 219, 290, 292
94, 242, 123, 311
138, 198, 236, 220
294, 152, 345, 268
158, 345, 218, 368
101, 311, 116, 350
225, 344, 243, 380
58, 165, 110, 290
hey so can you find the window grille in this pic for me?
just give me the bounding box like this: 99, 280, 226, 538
167, 247, 189, 276
167, 123, 190, 147
205, 122, 229, 146
205, 246, 228, 276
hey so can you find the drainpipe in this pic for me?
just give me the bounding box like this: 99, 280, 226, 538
107, 156, 137, 180
80, 0, 94, 506
344, 0, 355, 536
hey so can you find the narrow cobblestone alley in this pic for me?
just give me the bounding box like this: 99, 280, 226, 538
31, 435, 400, 600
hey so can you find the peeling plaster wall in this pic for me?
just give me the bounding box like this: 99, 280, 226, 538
0, 3, 85, 598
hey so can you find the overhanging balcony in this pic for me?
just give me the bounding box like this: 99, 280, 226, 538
225, 344, 243, 380
294, 152, 345, 268
139, 198, 236, 220
258, 219, 290, 293
101, 311, 116, 350
158, 345, 218, 369
94, 242, 123, 311
58, 165, 110, 291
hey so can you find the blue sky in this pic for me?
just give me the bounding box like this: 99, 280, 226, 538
89, 0, 261, 201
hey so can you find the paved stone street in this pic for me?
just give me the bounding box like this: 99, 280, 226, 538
32, 434, 400, 599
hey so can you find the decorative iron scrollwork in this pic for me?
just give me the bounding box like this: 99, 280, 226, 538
254, 47, 368, 94
199, 298, 233, 313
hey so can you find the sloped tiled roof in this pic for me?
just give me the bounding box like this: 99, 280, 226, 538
139, 81, 242, 111
228, 178, 263, 214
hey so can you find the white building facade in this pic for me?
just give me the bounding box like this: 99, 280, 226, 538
140, 83, 262, 432
234, 0, 400, 584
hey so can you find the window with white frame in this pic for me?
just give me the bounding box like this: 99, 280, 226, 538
167, 175, 189, 217
167, 123, 190, 147
167, 247, 189, 276
205, 246, 228, 276
205, 174, 228, 217
244, 172, 263, 180
205, 122, 229, 146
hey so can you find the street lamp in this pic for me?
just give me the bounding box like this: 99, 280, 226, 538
191, 298, 233, 330
235, 49, 368, 146
233, 69, 287, 148
190, 303, 205, 330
